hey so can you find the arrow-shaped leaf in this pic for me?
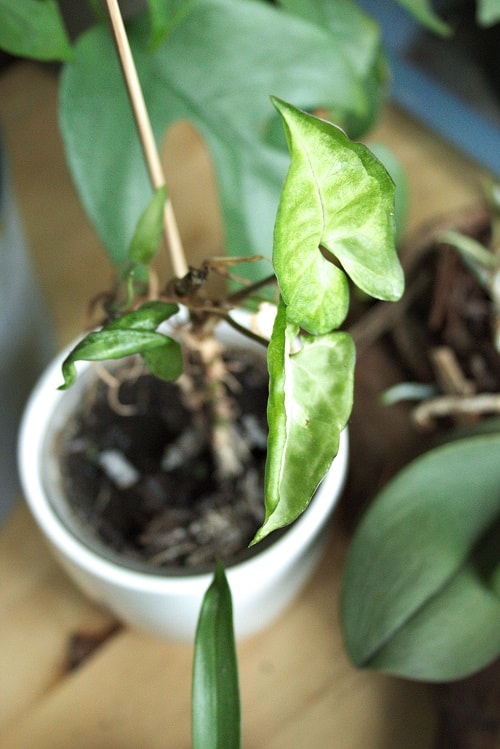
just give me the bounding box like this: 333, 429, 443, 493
254, 299, 354, 542
272, 98, 404, 335
59, 301, 181, 388
341, 434, 500, 681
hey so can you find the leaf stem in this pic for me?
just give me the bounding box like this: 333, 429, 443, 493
104, 0, 188, 279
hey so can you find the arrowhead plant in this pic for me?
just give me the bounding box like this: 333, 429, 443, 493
58, 96, 403, 544
0, 1, 412, 745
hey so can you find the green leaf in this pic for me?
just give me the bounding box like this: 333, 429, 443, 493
59, 301, 182, 388
254, 299, 354, 542
276, 0, 387, 138
128, 185, 167, 265
394, 0, 452, 37
368, 562, 500, 681
368, 143, 409, 245
341, 434, 500, 682
272, 99, 403, 335
477, 0, 500, 25
192, 561, 240, 749
106, 300, 179, 330
146, 0, 196, 48
0, 0, 72, 61
60, 0, 383, 273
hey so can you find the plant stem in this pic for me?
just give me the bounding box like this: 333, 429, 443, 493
104, 0, 188, 279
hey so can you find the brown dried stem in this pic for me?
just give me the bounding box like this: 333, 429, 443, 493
412, 392, 500, 429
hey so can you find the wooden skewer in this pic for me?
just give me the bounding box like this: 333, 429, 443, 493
104, 0, 188, 279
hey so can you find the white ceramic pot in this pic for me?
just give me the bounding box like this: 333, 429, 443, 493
18, 312, 348, 641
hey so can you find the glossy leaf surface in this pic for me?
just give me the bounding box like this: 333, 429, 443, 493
341, 434, 500, 681
272, 98, 403, 335
192, 562, 240, 749
60, 0, 383, 273
0, 0, 72, 61
59, 301, 181, 388
254, 299, 354, 542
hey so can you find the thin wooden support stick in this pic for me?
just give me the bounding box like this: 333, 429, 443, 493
104, 0, 188, 279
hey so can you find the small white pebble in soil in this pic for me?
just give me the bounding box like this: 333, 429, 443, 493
98, 449, 140, 489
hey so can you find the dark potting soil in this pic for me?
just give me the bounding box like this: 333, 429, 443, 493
56, 350, 269, 573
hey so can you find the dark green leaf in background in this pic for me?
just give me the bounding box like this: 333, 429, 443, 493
0, 0, 72, 61
341, 434, 500, 681
276, 0, 388, 137
60, 0, 385, 278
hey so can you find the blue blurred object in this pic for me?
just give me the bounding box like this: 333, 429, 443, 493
359, 0, 500, 175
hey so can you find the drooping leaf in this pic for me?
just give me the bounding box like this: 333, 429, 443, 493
254, 299, 354, 542
394, 0, 452, 37
192, 561, 240, 749
0, 0, 72, 61
60, 0, 384, 275
272, 98, 403, 335
128, 185, 167, 265
341, 434, 500, 682
59, 301, 181, 388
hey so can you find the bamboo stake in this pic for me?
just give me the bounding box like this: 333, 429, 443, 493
104, 0, 189, 279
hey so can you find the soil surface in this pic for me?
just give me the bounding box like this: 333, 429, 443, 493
57, 349, 269, 573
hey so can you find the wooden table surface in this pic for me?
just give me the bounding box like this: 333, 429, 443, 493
0, 62, 489, 748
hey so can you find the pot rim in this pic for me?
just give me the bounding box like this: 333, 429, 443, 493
18, 313, 348, 594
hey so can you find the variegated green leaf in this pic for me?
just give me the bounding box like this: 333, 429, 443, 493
272, 98, 403, 335
60, 0, 382, 274
146, 0, 196, 48
254, 299, 354, 542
